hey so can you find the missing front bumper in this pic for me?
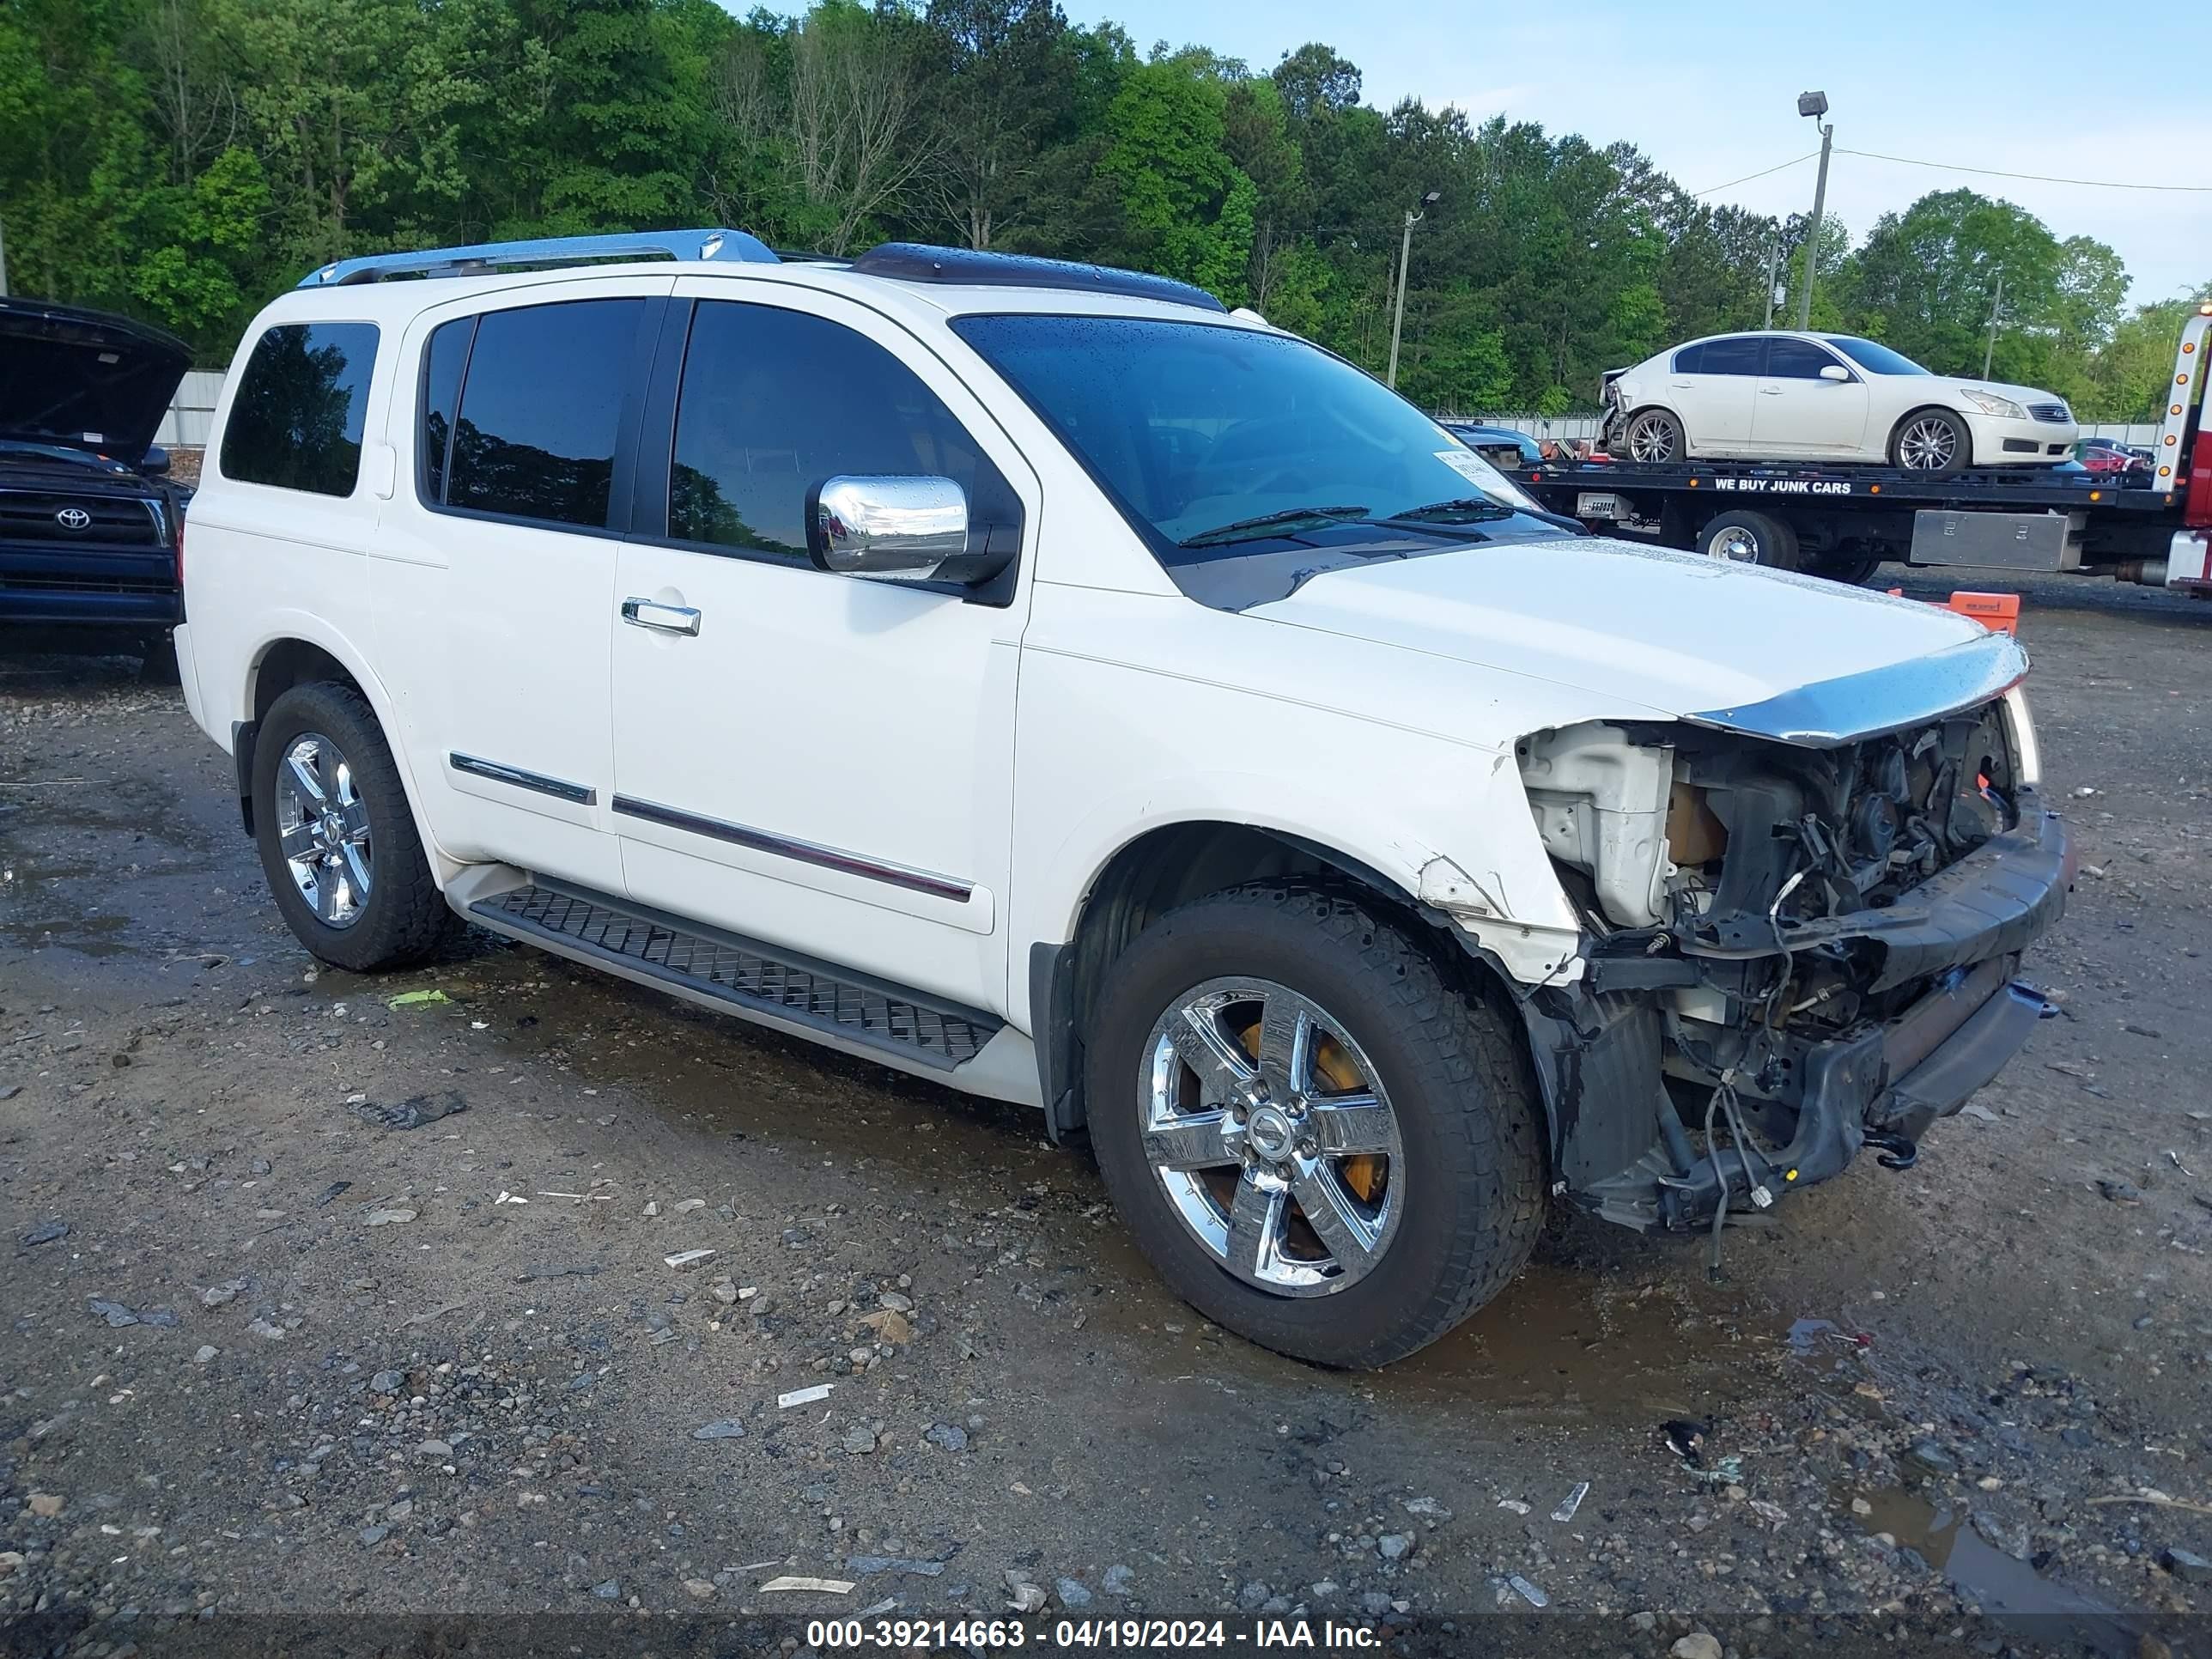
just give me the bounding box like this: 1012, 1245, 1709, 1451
1537, 810, 2070, 1231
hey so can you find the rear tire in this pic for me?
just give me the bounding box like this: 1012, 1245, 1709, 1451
1622, 407, 1685, 465
1889, 408, 1972, 474
1085, 883, 1546, 1368
252, 682, 451, 972
1698, 508, 1802, 571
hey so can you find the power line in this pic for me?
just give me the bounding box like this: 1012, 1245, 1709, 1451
1836, 148, 2212, 193
1691, 152, 1816, 197
1698, 145, 2212, 199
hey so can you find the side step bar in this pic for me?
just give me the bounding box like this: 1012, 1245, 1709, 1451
463, 877, 1000, 1072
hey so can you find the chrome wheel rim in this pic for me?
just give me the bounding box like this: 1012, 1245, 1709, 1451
1626, 413, 1679, 463
1709, 526, 1761, 562
273, 732, 372, 928
1897, 416, 1959, 471
1139, 978, 1405, 1297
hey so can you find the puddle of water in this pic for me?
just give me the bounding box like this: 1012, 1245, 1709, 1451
1788, 1316, 1838, 1352
1375, 1261, 1769, 1423
0, 912, 145, 958
1840, 1484, 2139, 1658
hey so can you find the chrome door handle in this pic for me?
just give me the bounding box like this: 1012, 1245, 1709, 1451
621, 598, 701, 635
1759, 385, 1784, 395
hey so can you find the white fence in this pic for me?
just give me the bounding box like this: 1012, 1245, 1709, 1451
1446, 412, 1606, 443
157, 370, 225, 449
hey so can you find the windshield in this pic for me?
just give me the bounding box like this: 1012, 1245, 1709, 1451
1823, 337, 1930, 377
950, 314, 1555, 563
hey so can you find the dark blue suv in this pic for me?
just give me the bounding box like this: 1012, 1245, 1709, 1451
0, 298, 191, 647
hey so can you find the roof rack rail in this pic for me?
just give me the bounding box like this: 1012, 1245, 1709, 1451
299, 229, 779, 289
845, 243, 1225, 313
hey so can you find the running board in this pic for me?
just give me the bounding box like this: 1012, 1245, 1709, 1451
463, 877, 1000, 1072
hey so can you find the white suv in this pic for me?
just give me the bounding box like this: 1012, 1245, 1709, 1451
176, 231, 2072, 1367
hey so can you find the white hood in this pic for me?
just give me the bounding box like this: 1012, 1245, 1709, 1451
1248, 536, 2003, 731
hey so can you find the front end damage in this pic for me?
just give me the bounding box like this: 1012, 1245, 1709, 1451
1498, 640, 2072, 1236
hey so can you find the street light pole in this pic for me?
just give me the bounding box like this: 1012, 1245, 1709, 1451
1982, 266, 2006, 380
1793, 91, 1832, 331
1386, 191, 1439, 390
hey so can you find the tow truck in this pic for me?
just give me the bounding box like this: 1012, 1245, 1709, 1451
1515, 304, 2212, 594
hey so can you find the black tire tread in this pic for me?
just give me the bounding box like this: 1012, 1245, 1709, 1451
1888, 405, 1973, 472
1086, 880, 1546, 1369
253, 681, 451, 972
1626, 406, 1685, 462
1700, 507, 1803, 572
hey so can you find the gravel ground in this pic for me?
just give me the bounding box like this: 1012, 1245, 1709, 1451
2, 572, 2209, 1658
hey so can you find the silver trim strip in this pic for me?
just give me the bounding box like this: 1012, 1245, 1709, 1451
1685, 632, 2028, 748
611, 793, 973, 903
448, 751, 597, 805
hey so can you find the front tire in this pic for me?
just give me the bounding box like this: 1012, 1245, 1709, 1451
252, 682, 451, 972
1085, 884, 1546, 1368
1890, 408, 1972, 473
1622, 407, 1685, 465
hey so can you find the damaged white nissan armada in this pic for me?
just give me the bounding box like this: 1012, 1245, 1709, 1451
175, 232, 2071, 1366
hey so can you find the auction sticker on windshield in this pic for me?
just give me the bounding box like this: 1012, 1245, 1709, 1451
1433, 447, 1540, 509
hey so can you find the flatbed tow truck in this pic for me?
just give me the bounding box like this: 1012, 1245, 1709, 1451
1515, 304, 2212, 595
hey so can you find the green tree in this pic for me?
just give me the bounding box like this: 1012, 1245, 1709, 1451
2085, 289, 2208, 421
1836, 188, 2125, 389
0, 0, 2160, 415
920, 0, 1072, 250
1097, 57, 1253, 304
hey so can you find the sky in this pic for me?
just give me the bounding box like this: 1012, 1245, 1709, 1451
1061, 0, 2208, 307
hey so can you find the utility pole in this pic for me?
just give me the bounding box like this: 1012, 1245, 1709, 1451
1982, 266, 2006, 380
1793, 91, 1832, 331
1761, 236, 1781, 330
1386, 191, 1439, 390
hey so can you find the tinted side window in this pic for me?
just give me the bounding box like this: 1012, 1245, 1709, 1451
419, 317, 473, 502
1699, 337, 1768, 376
446, 299, 641, 528
668, 301, 1016, 560
220, 323, 378, 495
1767, 338, 1844, 380
1671, 343, 1705, 374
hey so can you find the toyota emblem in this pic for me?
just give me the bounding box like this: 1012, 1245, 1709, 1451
55, 507, 93, 532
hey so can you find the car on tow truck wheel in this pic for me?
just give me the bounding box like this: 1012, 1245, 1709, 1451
1084, 883, 1547, 1369
1622, 407, 1685, 465
1890, 407, 1973, 474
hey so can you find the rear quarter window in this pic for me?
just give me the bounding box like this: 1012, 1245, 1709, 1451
219, 322, 379, 496
439, 298, 641, 529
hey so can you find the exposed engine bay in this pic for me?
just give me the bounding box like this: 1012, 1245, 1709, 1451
1506, 696, 2072, 1242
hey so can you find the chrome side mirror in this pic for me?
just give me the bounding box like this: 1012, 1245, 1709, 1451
808, 475, 968, 582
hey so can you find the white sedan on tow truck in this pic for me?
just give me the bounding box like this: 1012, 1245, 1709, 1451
1605, 331, 2079, 472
